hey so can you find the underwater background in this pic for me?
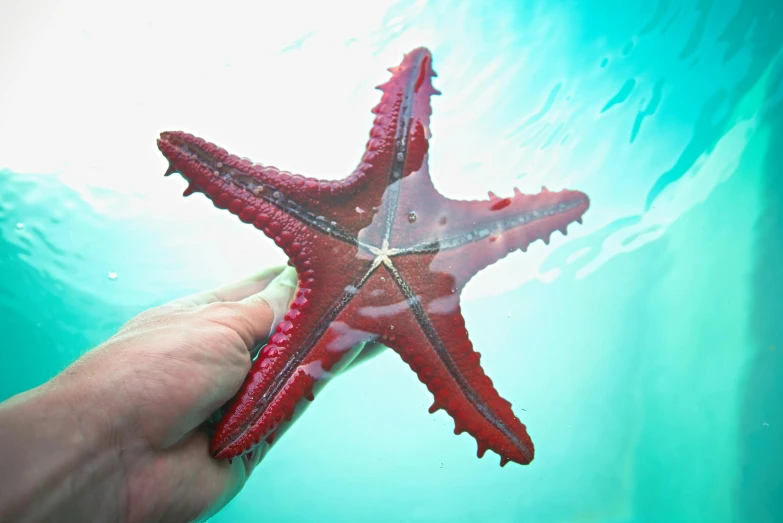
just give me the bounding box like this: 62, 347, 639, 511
1, 0, 781, 521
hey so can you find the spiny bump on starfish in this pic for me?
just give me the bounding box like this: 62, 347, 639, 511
182, 183, 198, 197
157, 47, 589, 467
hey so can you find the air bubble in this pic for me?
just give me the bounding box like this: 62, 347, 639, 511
15, 222, 24, 230
407, 211, 417, 223
108, 271, 118, 280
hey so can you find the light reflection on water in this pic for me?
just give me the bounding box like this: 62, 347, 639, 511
1, 0, 781, 521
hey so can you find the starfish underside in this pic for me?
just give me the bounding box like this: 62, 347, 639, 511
157, 47, 590, 466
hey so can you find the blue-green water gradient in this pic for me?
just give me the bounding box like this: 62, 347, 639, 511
1, 1, 781, 521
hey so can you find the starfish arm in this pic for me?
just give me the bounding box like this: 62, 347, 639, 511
390, 165, 590, 287
351, 257, 534, 466
433, 188, 590, 288
158, 131, 372, 247
221, 47, 435, 238
208, 249, 379, 459
331, 46, 438, 213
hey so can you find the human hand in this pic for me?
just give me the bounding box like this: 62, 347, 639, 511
0, 266, 298, 523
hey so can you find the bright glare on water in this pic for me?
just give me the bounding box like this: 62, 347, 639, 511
1, 0, 781, 522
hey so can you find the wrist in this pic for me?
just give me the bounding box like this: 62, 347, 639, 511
0, 376, 127, 523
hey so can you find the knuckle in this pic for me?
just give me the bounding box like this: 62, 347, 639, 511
197, 303, 257, 350
244, 295, 274, 325
201, 301, 235, 314
212, 327, 253, 369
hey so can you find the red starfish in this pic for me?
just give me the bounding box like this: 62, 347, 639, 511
157, 47, 589, 466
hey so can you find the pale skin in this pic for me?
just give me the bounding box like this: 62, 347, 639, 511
0, 265, 301, 523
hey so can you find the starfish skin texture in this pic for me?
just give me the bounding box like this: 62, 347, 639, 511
157, 47, 590, 466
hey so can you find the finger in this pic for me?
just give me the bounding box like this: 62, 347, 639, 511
237, 266, 299, 340
163, 268, 298, 440
347, 341, 388, 370
171, 265, 287, 307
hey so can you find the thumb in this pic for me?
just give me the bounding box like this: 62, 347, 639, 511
237, 266, 299, 344
176, 267, 299, 439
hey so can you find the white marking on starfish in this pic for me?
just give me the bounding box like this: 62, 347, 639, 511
365, 238, 406, 258
365, 237, 406, 269
368, 253, 386, 272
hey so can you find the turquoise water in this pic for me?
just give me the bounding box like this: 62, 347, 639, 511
1, 0, 781, 521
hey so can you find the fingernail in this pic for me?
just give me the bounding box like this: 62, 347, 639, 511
249, 266, 298, 336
